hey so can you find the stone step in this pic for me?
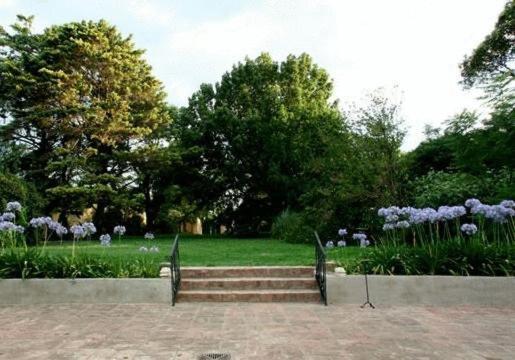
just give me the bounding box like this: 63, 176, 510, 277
177, 289, 321, 303
181, 277, 318, 290
175, 266, 315, 279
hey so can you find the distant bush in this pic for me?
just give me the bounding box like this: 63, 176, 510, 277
272, 210, 314, 244
0, 172, 45, 219
411, 169, 514, 208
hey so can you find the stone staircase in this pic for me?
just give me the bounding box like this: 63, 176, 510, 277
161, 266, 321, 303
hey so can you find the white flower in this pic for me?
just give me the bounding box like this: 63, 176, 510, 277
325, 241, 334, 249
5, 201, 22, 212
337, 240, 346, 247
149, 245, 159, 252
382, 223, 395, 231
113, 225, 126, 235
144, 232, 155, 240
139, 246, 148, 252
385, 214, 399, 222
360, 239, 370, 248
99, 234, 111, 247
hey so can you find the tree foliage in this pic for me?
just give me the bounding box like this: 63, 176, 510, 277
179, 53, 350, 233
0, 16, 169, 230
461, 0, 515, 87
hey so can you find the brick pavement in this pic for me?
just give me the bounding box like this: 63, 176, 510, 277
0, 303, 513, 359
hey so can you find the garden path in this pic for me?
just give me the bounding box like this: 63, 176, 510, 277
0, 303, 513, 359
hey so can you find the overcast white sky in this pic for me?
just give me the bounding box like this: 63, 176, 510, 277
0, 0, 507, 150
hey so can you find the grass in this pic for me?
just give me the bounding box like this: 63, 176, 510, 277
38, 234, 364, 267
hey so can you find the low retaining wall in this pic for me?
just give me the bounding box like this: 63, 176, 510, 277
1, 276, 514, 305
328, 275, 515, 306
0, 279, 170, 305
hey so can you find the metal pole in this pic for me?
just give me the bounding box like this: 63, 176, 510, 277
360, 260, 375, 309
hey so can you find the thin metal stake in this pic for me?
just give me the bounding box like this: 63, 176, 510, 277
361, 260, 375, 309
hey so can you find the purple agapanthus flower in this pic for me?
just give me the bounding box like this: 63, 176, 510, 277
1, 212, 15, 222
338, 228, 347, 237
461, 223, 478, 236
70, 225, 86, 239
99, 234, 111, 247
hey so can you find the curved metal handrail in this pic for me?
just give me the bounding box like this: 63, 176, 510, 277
170, 234, 181, 306
314, 231, 327, 305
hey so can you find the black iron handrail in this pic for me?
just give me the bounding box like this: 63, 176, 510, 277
314, 231, 327, 305
170, 234, 181, 306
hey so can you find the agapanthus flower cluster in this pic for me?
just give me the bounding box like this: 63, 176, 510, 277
29, 217, 66, 237
352, 233, 367, 241
396, 220, 410, 229
337, 240, 346, 247
70, 225, 86, 239
500, 200, 515, 209
1, 212, 15, 222
461, 223, 478, 236
325, 241, 334, 249
139, 246, 149, 252
465, 198, 481, 209
0, 221, 24, 233
338, 228, 347, 237
149, 245, 159, 253
471, 204, 515, 223
55, 224, 68, 237
437, 206, 466, 221
99, 234, 111, 247
5, 201, 22, 212
82, 222, 97, 236
113, 225, 126, 235
29, 217, 53, 228
379, 204, 471, 231
144, 232, 155, 240
352, 233, 370, 248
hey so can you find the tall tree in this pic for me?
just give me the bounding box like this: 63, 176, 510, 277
0, 16, 169, 230
461, 0, 514, 106
179, 53, 347, 233
347, 90, 407, 206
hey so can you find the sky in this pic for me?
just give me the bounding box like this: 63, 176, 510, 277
0, 0, 507, 150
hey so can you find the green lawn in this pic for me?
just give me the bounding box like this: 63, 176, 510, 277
41, 235, 363, 267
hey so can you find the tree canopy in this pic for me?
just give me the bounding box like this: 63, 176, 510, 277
178, 53, 350, 233
0, 16, 169, 230
461, 0, 515, 87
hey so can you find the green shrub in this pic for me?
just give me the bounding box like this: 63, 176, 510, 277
0, 172, 45, 219
357, 240, 515, 276
0, 249, 160, 278
410, 169, 515, 208
271, 210, 314, 244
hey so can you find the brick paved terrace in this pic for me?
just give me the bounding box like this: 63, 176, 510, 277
0, 303, 514, 359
